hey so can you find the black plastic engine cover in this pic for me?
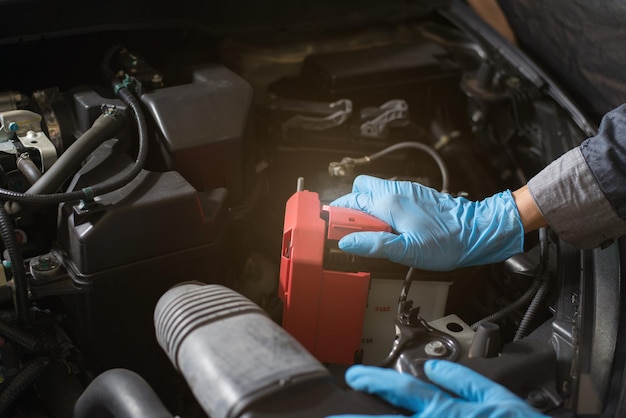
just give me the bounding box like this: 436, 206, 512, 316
47, 137, 234, 400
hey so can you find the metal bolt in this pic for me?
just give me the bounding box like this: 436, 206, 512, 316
30, 254, 60, 274
424, 340, 447, 357
571, 293, 579, 305
8, 122, 18, 132
38, 255, 56, 270
471, 110, 483, 123
151, 73, 163, 85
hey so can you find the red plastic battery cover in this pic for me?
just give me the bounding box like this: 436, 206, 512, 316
279, 190, 392, 364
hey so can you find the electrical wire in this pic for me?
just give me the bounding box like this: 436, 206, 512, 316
0, 317, 45, 351
397, 267, 415, 316
0, 205, 30, 325
364, 141, 450, 192
514, 228, 550, 340
0, 357, 50, 416
470, 279, 542, 331
513, 280, 549, 341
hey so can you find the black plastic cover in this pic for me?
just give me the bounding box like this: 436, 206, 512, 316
58, 139, 228, 275
141, 65, 253, 205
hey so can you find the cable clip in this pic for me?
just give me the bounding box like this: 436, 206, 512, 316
113, 74, 140, 96
100, 104, 118, 117
77, 187, 99, 212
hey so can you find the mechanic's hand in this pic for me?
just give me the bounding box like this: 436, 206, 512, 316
329, 175, 524, 271
327, 361, 548, 418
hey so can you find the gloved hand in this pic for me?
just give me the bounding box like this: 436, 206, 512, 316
327, 361, 548, 418
329, 175, 524, 271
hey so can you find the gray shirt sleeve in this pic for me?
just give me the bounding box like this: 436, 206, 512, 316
527, 146, 626, 249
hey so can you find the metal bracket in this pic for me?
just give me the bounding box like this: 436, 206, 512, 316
0, 109, 58, 171
17, 130, 58, 171
282, 99, 352, 131
360, 100, 409, 138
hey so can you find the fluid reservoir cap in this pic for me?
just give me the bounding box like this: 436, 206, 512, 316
468, 321, 501, 358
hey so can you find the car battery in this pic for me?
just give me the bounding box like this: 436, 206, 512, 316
279, 185, 452, 364
269, 41, 463, 129
362, 278, 450, 364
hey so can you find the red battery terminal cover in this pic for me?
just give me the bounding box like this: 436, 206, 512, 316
322, 204, 392, 240
279, 190, 391, 364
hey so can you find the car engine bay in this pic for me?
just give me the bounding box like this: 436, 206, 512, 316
0, 1, 624, 417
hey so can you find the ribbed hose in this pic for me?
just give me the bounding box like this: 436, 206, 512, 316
0, 318, 44, 352
0, 206, 29, 325
0, 357, 50, 417
514, 280, 549, 341
471, 279, 542, 330
0, 86, 148, 204
155, 284, 329, 418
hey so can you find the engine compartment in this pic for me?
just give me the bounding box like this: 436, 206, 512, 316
0, 2, 623, 417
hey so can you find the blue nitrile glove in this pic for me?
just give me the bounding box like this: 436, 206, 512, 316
329, 175, 524, 271
327, 361, 548, 418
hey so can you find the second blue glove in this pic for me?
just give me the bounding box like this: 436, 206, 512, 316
327, 361, 548, 418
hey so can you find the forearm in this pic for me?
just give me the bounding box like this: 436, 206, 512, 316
512, 185, 547, 233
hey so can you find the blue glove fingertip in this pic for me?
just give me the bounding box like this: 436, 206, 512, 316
423, 359, 445, 379
352, 174, 377, 193
344, 364, 371, 382
423, 359, 439, 370
338, 234, 356, 251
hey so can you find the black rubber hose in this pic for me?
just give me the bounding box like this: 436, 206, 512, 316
0, 318, 45, 352
0, 357, 50, 417
16, 154, 42, 185
0, 86, 148, 204
514, 280, 549, 341
25, 110, 126, 196
73, 369, 174, 418
0, 205, 29, 325
83, 87, 148, 197
471, 279, 542, 330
